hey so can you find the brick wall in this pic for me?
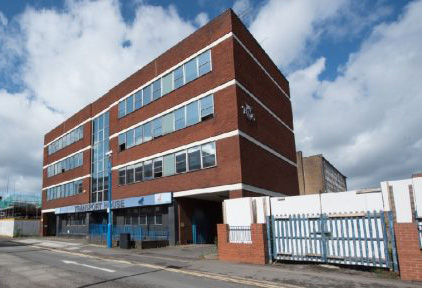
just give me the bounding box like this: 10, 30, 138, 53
217, 223, 268, 265
395, 223, 422, 281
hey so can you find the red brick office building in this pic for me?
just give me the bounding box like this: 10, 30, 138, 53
41, 9, 299, 245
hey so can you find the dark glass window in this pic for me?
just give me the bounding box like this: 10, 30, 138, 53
202, 142, 216, 168
126, 165, 134, 184
175, 150, 187, 173
153, 158, 163, 178
188, 146, 201, 171
118, 168, 126, 185
143, 160, 153, 180
134, 163, 143, 182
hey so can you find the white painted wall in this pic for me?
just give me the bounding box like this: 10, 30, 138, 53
224, 198, 254, 226
413, 177, 422, 217
0, 219, 15, 237
0, 219, 40, 237
271, 190, 386, 218
381, 179, 413, 223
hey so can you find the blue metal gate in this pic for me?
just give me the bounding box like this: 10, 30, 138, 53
267, 211, 398, 270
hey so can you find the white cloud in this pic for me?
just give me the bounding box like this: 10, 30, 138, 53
0, 0, 199, 195
249, 0, 348, 71
194, 12, 209, 27
233, 0, 252, 23
289, 0, 422, 188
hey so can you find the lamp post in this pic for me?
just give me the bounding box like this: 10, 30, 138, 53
106, 150, 113, 248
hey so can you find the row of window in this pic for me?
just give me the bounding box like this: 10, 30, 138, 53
48, 126, 84, 155
119, 95, 214, 152
118, 141, 216, 186
46, 179, 83, 201
115, 207, 165, 226
64, 213, 86, 226
118, 50, 211, 119
47, 152, 83, 177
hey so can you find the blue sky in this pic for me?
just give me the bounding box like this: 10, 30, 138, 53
0, 0, 421, 195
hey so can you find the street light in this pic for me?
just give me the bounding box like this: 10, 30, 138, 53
105, 150, 113, 249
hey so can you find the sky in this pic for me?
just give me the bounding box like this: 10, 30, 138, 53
0, 0, 421, 195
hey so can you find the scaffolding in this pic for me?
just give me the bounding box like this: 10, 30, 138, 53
0, 193, 41, 219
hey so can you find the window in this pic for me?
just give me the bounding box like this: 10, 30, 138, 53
98, 172, 103, 191
198, 50, 211, 76
173, 66, 184, 89
162, 113, 174, 135
135, 126, 143, 145
202, 142, 216, 168
185, 58, 198, 83
153, 118, 162, 138
118, 168, 126, 185
135, 90, 142, 110
126, 95, 134, 114
143, 122, 152, 142
174, 107, 185, 130
119, 133, 126, 151
153, 158, 163, 178
126, 129, 134, 148
142, 85, 151, 106
134, 163, 143, 182
126, 165, 135, 184
186, 101, 199, 126
175, 150, 187, 173
162, 73, 173, 95
140, 212, 147, 225
188, 146, 201, 171
163, 154, 175, 177
200, 95, 214, 120
155, 213, 163, 225
77, 180, 83, 194
143, 160, 153, 180
152, 79, 161, 100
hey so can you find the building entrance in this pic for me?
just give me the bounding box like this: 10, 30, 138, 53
177, 197, 223, 244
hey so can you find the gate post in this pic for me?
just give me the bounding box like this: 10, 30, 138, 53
320, 214, 328, 263
266, 216, 274, 262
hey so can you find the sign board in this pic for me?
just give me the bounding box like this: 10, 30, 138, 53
55, 192, 172, 214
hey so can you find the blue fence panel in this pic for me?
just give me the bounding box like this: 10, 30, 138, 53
89, 224, 169, 243
271, 211, 396, 269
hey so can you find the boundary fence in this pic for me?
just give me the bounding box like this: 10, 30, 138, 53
267, 211, 398, 271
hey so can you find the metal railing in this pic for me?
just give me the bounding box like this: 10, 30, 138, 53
228, 226, 252, 244
89, 224, 169, 242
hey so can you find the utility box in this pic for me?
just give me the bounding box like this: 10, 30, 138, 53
120, 233, 131, 249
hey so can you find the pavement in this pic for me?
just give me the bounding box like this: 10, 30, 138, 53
0, 237, 421, 288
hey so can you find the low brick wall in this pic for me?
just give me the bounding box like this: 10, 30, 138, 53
395, 223, 422, 281
217, 223, 268, 265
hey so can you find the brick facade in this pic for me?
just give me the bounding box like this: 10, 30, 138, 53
41, 10, 299, 243
395, 223, 422, 281
217, 223, 268, 265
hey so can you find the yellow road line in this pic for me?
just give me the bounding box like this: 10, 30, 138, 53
31, 245, 302, 288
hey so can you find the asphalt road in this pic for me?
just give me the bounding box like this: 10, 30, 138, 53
1, 238, 421, 288
0, 239, 266, 288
